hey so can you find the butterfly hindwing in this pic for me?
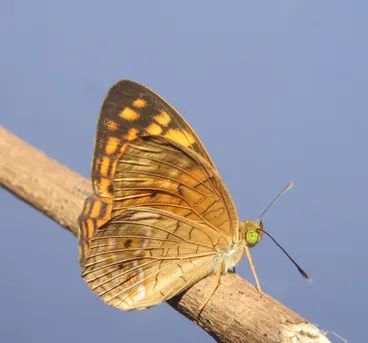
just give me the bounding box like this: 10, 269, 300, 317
82, 208, 220, 310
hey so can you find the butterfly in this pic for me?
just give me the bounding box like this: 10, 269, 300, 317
78, 80, 297, 312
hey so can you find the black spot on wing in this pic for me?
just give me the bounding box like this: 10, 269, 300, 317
124, 239, 133, 248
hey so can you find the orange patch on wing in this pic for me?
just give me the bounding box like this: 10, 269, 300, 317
100, 156, 111, 177
110, 159, 118, 177
99, 178, 112, 197
119, 238, 140, 249
132, 98, 148, 108
105, 120, 118, 131
145, 123, 163, 135
97, 219, 109, 227
90, 201, 102, 219
120, 144, 128, 155
153, 111, 171, 126
86, 219, 95, 239
124, 128, 139, 140
105, 136, 120, 155
164, 129, 195, 147
119, 107, 140, 121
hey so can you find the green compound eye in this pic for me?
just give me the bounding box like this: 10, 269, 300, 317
246, 230, 260, 246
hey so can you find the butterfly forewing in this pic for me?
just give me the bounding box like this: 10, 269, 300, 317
78, 80, 219, 267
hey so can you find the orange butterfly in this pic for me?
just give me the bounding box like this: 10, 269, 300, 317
78, 80, 306, 311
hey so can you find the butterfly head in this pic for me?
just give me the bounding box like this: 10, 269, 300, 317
240, 220, 264, 248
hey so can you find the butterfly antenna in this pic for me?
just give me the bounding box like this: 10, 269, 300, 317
260, 229, 309, 279
258, 181, 294, 220
326, 331, 348, 343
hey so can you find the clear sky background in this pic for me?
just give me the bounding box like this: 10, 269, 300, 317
1, 1, 366, 342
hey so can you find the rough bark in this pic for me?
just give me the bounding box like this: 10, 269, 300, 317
0, 126, 332, 343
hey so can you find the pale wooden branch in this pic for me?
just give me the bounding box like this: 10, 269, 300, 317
0, 126, 332, 343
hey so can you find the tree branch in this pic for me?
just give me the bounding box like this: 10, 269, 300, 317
0, 126, 332, 343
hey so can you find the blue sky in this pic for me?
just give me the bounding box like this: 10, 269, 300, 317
1, 1, 366, 342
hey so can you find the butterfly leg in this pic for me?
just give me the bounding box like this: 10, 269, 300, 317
228, 266, 236, 273
198, 260, 224, 314
244, 246, 262, 293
